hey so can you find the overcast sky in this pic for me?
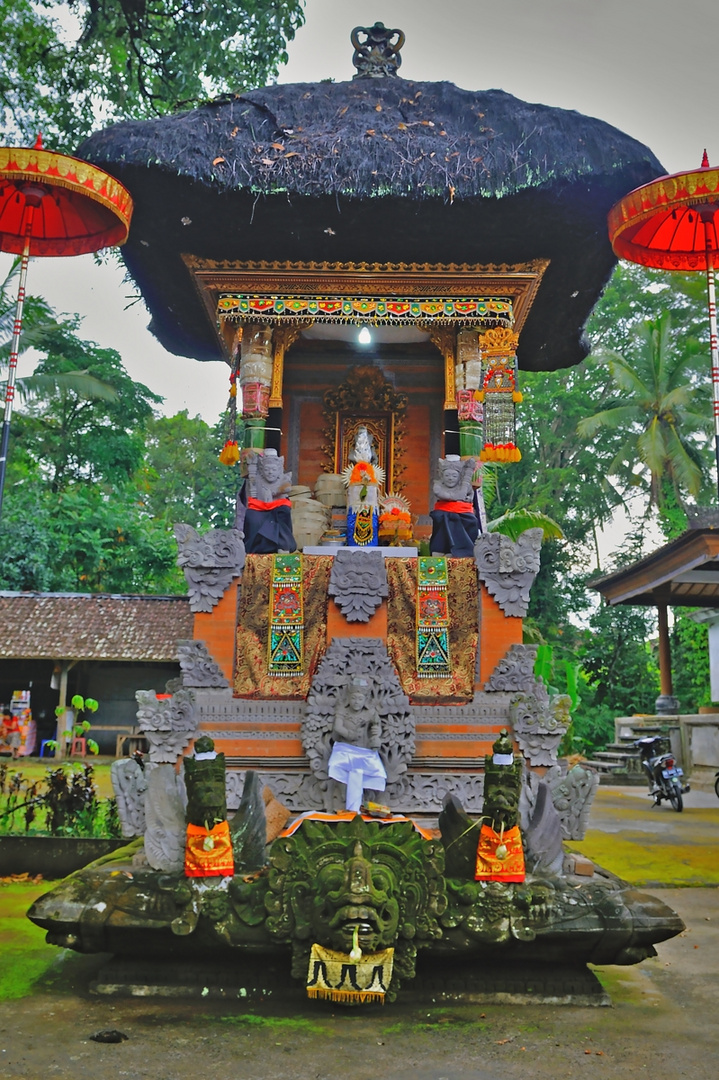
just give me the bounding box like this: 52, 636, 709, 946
3, 0, 718, 431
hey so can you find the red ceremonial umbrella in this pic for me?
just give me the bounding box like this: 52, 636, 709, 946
0, 136, 133, 519
608, 152, 719, 495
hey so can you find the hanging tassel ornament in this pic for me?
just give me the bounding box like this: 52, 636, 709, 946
218, 340, 241, 466
478, 328, 522, 463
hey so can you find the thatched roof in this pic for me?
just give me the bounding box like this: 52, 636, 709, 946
80, 77, 663, 371
0, 593, 192, 661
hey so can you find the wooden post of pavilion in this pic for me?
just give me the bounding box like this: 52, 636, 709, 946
655, 604, 679, 713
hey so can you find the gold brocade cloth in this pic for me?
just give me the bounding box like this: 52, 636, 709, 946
386, 557, 478, 702
184, 821, 235, 878
306, 943, 394, 1004
474, 823, 525, 883
235, 554, 332, 698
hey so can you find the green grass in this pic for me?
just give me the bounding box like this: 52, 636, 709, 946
214, 1014, 329, 1034
570, 808, 719, 887
0, 881, 65, 1000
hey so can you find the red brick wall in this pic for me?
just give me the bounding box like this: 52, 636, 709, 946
192, 578, 241, 683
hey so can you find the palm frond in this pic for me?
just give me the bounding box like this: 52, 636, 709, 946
18, 371, 119, 402
577, 404, 640, 438
486, 508, 564, 542
664, 424, 703, 497
637, 417, 668, 477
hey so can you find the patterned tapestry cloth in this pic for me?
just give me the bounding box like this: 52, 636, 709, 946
268, 553, 304, 676
235, 554, 332, 698
474, 823, 525, 883
416, 556, 451, 679
386, 557, 478, 702
184, 820, 235, 878
307, 943, 394, 1004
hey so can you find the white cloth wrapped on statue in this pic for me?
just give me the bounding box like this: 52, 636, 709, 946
243, 496, 297, 554
327, 742, 387, 813
429, 499, 480, 557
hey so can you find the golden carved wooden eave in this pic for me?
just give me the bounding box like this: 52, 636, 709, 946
181, 257, 549, 361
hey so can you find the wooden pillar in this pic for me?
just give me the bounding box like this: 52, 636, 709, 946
267, 325, 301, 453
53, 659, 78, 760
657, 604, 673, 696
429, 326, 459, 457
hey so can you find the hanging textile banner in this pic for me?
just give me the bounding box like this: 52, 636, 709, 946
268, 553, 305, 676
306, 943, 394, 1004
416, 556, 451, 679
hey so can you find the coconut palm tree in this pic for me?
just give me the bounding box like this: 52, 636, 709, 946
577, 312, 709, 507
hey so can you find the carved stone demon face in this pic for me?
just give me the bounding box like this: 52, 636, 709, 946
311, 840, 400, 954
482, 760, 522, 830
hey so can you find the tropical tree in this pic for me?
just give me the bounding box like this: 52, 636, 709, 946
0, 0, 305, 151
577, 312, 710, 507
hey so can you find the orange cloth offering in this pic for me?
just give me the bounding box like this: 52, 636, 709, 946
474, 823, 525, 883
184, 820, 234, 878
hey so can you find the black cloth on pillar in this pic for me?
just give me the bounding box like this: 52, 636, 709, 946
429, 509, 479, 558
244, 505, 297, 554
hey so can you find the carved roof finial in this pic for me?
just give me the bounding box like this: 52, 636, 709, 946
351, 21, 405, 79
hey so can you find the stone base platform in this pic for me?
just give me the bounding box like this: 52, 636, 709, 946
91, 956, 609, 1007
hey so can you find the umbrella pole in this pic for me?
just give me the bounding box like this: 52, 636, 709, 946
708, 245, 719, 502
0, 218, 33, 523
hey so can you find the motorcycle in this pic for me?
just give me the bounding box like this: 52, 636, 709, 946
634, 735, 689, 812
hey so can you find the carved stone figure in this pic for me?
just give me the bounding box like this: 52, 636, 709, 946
474, 527, 543, 616
510, 683, 571, 767
265, 816, 445, 998
173, 525, 245, 613
482, 728, 522, 832
348, 424, 378, 466
433, 456, 476, 503
328, 548, 388, 622
143, 764, 187, 872
29, 816, 686, 994
135, 687, 198, 763
111, 758, 148, 838
177, 640, 229, 689
520, 773, 565, 876
229, 770, 267, 872
548, 763, 600, 841
484, 644, 539, 692
184, 735, 228, 829
430, 455, 479, 557
351, 21, 405, 78
331, 677, 381, 748
327, 677, 387, 811
302, 638, 414, 809
244, 449, 296, 553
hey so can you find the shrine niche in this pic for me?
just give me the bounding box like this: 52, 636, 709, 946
322, 365, 408, 492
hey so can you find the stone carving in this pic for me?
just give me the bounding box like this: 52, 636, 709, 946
135, 687, 198, 764
226, 768, 265, 868
474, 527, 543, 616
184, 736, 227, 828
225, 768, 486, 815
328, 548, 388, 622
302, 638, 414, 808
110, 758, 148, 838
434, 456, 476, 503
548, 763, 600, 841
485, 644, 539, 692
174, 524, 245, 613
510, 682, 571, 767
351, 21, 405, 79
177, 640, 229, 688
265, 815, 445, 998
520, 774, 565, 876
31, 820, 686, 987
246, 449, 292, 502
144, 764, 187, 873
